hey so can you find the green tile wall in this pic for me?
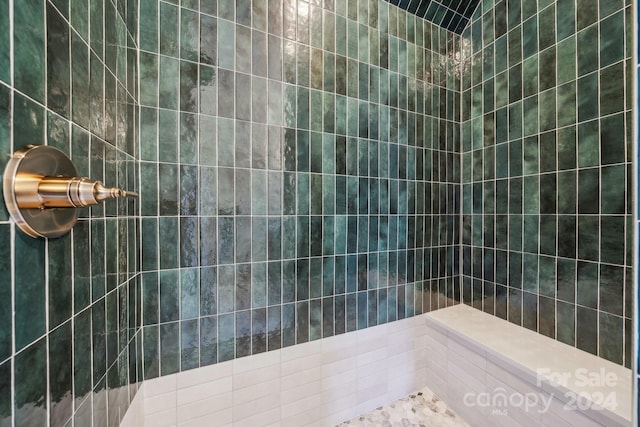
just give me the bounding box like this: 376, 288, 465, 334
0, 1, 141, 426
0, 0, 633, 425
138, 0, 461, 378
460, 0, 634, 367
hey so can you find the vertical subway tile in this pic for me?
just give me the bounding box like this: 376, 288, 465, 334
15, 338, 47, 426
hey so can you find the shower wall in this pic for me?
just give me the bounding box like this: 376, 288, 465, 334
460, 0, 633, 367
0, 1, 141, 426
137, 0, 461, 380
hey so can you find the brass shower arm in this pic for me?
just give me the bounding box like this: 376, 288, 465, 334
3, 145, 137, 238
14, 174, 138, 209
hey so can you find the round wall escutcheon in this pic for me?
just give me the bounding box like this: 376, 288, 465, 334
3, 145, 79, 238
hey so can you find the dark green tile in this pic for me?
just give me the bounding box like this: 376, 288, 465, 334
600, 216, 625, 265
160, 322, 179, 375
48, 234, 73, 329
14, 0, 45, 102
556, 0, 575, 41
49, 322, 72, 427
199, 316, 217, 366
15, 338, 47, 426
599, 264, 623, 315
577, 306, 597, 355
180, 8, 199, 62
599, 313, 623, 364
0, 360, 10, 425
599, 11, 624, 68
601, 165, 626, 214
15, 232, 46, 351
600, 113, 625, 165
143, 325, 159, 379
160, 270, 179, 323
47, 3, 71, 118
0, 0, 8, 84
556, 36, 576, 85
181, 319, 199, 371
73, 308, 92, 404
159, 2, 178, 57
0, 225, 7, 361
599, 63, 624, 116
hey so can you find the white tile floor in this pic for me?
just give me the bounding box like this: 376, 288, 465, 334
337, 386, 469, 427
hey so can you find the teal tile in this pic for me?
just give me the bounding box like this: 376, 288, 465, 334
199, 316, 217, 366
599, 63, 624, 116
181, 319, 199, 371
599, 312, 623, 364
577, 72, 598, 122
600, 11, 624, 68
0, 225, 9, 361
48, 234, 72, 330
0, 85, 9, 221
600, 113, 625, 165
577, 24, 598, 76
556, 36, 576, 84
180, 8, 199, 62
139, 0, 157, 51
143, 325, 159, 379
159, 2, 179, 57
160, 322, 179, 375
0, 0, 8, 84
15, 338, 47, 426
89, 0, 103, 55
49, 322, 72, 427
159, 56, 180, 110
0, 361, 10, 424
14, 0, 45, 102
556, 0, 575, 41
15, 233, 45, 351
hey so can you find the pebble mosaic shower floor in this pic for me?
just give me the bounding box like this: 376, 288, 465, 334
338, 387, 469, 427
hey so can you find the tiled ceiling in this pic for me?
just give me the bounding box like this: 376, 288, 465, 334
386, 0, 482, 34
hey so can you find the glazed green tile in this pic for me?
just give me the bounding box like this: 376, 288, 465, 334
160, 322, 179, 375
217, 313, 234, 361
601, 165, 626, 214
0, 0, 9, 84
180, 319, 199, 371
600, 217, 625, 265
49, 322, 72, 427
0, 85, 8, 220
576, 120, 599, 168
599, 312, 623, 364
576, 25, 598, 77
0, 361, 9, 424
599, 63, 624, 116
14, 0, 45, 102
0, 225, 8, 361
159, 217, 179, 269
14, 93, 45, 151
556, 0, 575, 41
14, 232, 45, 351
159, 271, 178, 322
139, 0, 157, 52
142, 325, 159, 379
598, 264, 623, 315
48, 234, 72, 330
15, 338, 47, 426
599, 11, 624, 68
556, 36, 576, 84
159, 56, 179, 110
89, 0, 103, 55
600, 113, 625, 165
576, 73, 600, 124
199, 316, 217, 366
159, 2, 178, 57
576, 0, 598, 30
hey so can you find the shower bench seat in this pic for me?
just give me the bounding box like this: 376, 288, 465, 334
423, 304, 632, 427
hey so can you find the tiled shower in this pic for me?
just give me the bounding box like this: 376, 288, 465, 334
0, 0, 634, 426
